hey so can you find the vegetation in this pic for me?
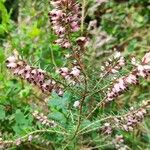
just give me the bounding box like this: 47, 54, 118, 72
0, 0, 150, 149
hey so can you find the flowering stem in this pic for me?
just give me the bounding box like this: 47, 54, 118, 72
92, 59, 121, 91
77, 116, 113, 135
50, 44, 57, 68
69, 47, 88, 138
3, 129, 68, 145
72, 67, 88, 139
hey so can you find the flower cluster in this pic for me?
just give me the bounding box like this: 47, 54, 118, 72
101, 52, 125, 76
102, 122, 113, 135
32, 111, 57, 127
6, 53, 64, 96
76, 36, 89, 48
57, 66, 81, 84
120, 108, 147, 132
0, 133, 50, 148
106, 52, 150, 102
49, 0, 80, 48
103, 101, 149, 133
114, 135, 128, 150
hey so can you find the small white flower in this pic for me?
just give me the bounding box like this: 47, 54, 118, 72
7, 62, 17, 68
108, 58, 112, 62
118, 57, 125, 66
131, 57, 137, 66
73, 101, 80, 108
101, 66, 105, 71
105, 61, 109, 66
111, 69, 118, 74
104, 123, 110, 127
61, 67, 69, 73
65, 54, 70, 58
114, 52, 121, 59
28, 135, 33, 141
58, 90, 64, 97
15, 138, 21, 146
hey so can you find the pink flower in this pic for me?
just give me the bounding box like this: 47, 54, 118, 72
6, 54, 64, 96
118, 78, 126, 90
61, 67, 69, 73
125, 74, 137, 84
118, 57, 125, 66
49, 0, 81, 49
137, 65, 146, 77
114, 83, 121, 93
63, 41, 71, 48
71, 22, 79, 32
50, 9, 63, 19
142, 52, 150, 64
58, 66, 81, 84
7, 56, 16, 62
6, 62, 17, 68
70, 67, 80, 77
55, 38, 63, 45
15, 139, 21, 146
55, 27, 65, 35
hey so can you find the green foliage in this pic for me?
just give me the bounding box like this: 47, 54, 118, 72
0, 105, 5, 120
0, 0, 150, 150
0, 0, 11, 35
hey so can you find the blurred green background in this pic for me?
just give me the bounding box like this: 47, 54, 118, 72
0, 0, 150, 149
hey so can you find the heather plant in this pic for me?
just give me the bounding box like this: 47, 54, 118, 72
0, 0, 150, 150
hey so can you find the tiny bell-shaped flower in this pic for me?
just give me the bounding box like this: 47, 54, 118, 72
73, 100, 80, 108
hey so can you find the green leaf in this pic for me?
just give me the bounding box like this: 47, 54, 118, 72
136, 15, 144, 23
48, 92, 70, 110
19, 87, 31, 98
0, 48, 5, 63
81, 120, 91, 128
0, 1, 10, 34
48, 112, 66, 123
0, 106, 5, 120
15, 109, 26, 125
28, 23, 41, 38
127, 39, 137, 52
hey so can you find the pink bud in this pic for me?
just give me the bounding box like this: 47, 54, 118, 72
63, 41, 71, 48
70, 67, 80, 77
61, 67, 69, 73
71, 22, 79, 32
7, 62, 17, 68
142, 52, 150, 64
7, 56, 16, 62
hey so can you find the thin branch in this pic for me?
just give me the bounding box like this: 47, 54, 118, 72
3, 129, 68, 145
86, 97, 106, 119
50, 44, 57, 68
